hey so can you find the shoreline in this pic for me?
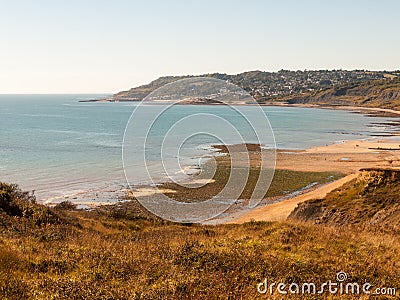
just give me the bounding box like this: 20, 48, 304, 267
41, 135, 400, 223
82, 97, 400, 117
40, 104, 400, 219
44, 135, 400, 208
121, 135, 400, 224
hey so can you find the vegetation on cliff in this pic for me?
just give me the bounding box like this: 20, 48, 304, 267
289, 168, 400, 232
284, 78, 400, 110
0, 182, 61, 227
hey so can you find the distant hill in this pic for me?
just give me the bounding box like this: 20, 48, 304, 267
289, 168, 400, 232
107, 70, 394, 98
100, 70, 400, 109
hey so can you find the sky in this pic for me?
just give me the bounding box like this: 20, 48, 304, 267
1, 0, 400, 93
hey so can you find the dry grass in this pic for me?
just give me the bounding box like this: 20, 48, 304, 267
1, 182, 399, 299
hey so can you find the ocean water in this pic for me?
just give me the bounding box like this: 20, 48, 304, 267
1, 94, 398, 204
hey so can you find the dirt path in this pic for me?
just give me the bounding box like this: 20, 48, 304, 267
229, 173, 358, 223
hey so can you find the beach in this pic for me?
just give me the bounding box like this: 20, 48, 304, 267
228, 138, 400, 224
124, 135, 400, 224
5, 95, 400, 207
61, 101, 400, 222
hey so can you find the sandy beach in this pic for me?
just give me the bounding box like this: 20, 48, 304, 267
229, 138, 400, 224
123, 135, 400, 225
201, 104, 400, 224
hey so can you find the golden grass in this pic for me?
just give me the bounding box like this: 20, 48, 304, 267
1, 212, 399, 299
1, 178, 399, 299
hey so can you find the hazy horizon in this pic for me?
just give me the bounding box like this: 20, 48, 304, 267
1, 0, 400, 93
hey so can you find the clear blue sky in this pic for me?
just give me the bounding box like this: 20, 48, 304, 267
1, 0, 399, 93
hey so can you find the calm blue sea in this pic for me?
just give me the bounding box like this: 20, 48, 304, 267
1, 94, 398, 204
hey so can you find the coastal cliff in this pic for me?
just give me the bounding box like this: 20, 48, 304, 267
289, 168, 400, 231
284, 78, 400, 110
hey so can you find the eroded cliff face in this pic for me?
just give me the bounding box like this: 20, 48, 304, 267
288, 169, 400, 231
288, 79, 400, 109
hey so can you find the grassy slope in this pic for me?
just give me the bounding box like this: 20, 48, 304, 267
1, 182, 399, 299
289, 169, 400, 232
1, 215, 399, 299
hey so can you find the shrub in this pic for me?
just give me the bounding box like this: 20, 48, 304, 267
0, 182, 61, 226
54, 200, 77, 211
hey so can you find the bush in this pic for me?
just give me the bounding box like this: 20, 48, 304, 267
0, 182, 61, 226
54, 200, 77, 211
0, 182, 35, 217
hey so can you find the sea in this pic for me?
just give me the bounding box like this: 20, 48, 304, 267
1, 94, 399, 205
